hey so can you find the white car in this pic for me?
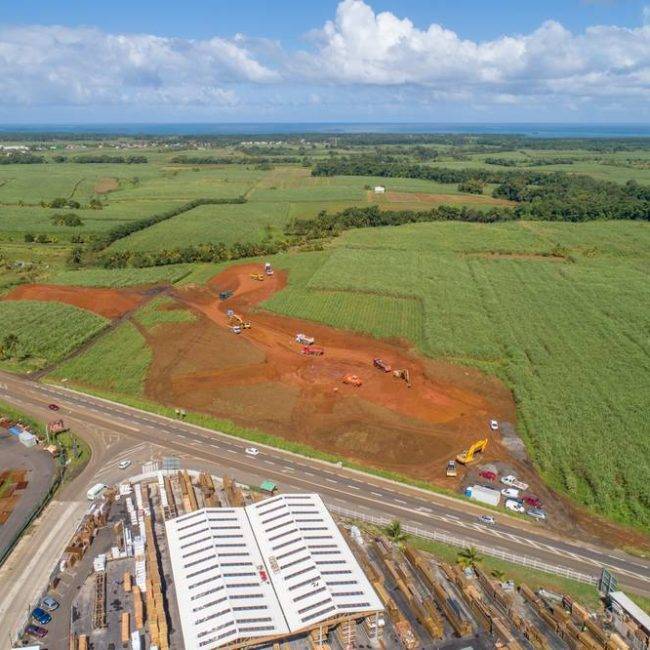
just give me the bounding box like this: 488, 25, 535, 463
490, 419, 499, 431
505, 499, 525, 513
245, 447, 260, 457
118, 460, 132, 470
501, 487, 520, 499
478, 515, 495, 525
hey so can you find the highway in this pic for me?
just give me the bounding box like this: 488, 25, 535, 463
1, 369, 649, 603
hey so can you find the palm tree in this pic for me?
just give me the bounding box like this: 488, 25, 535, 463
491, 568, 506, 581
384, 520, 408, 546
457, 546, 483, 569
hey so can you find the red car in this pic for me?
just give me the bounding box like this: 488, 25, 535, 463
523, 495, 542, 508
48, 403, 60, 411
26, 624, 48, 638
479, 470, 497, 481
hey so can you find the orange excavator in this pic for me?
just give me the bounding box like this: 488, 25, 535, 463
342, 374, 363, 387
456, 439, 488, 465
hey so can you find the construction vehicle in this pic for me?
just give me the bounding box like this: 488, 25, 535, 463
373, 358, 392, 373
264, 262, 274, 276
250, 273, 264, 281
446, 460, 457, 477
228, 313, 251, 329
231, 325, 242, 335
295, 333, 315, 345
343, 374, 363, 387
392, 368, 411, 387
456, 438, 488, 465
302, 346, 324, 356
219, 290, 233, 300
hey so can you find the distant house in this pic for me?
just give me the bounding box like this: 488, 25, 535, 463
374, 185, 386, 193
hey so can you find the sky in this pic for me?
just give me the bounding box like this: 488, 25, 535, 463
0, 0, 648, 123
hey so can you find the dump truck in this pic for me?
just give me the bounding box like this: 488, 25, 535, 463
456, 438, 488, 465
295, 333, 315, 345
343, 374, 363, 387
446, 460, 457, 477
264, 262, 274, 276
250, 273, 264, 281
373, 358, 392, 372
302, 346, 324, 356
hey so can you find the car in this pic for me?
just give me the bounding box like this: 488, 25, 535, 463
478, 515, 495, 525
48, 403, 60, 411
31, 607, 52, 625
526, 508, 547, 521
523, 495, 542, 508
505, 499, 525, 513
25, 624, 48, 638
479, 470, 497, 481
41, 595, 60, 611
501, 487, 520, 499
489, 419, 499, 431
118, 459, 132, 470
245, 447, 260, 457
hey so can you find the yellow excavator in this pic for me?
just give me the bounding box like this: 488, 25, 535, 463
456, 438, 488, 465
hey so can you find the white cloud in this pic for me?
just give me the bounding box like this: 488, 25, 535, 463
0, 1, 648, 118
298, 0, 650, 103
0, 25, 279, 106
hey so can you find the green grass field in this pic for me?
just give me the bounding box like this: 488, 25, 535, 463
48, 265, 193, 287
265, 220, 650, 529
50, 321, 152, 394
0, 301, 108, 371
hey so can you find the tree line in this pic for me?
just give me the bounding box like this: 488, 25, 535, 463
170, 155, 305, 165
312, 158, 649, 222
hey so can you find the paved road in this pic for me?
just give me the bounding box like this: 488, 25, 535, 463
0, 370, 649, 624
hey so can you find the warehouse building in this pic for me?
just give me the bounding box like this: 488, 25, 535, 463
165, 493, 384, 649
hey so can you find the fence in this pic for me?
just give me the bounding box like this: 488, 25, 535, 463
329, 504, 599, 586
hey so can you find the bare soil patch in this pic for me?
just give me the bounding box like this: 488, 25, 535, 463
3, 284, 146, 319
383, 191, 514, 207
92, 177, 119, 194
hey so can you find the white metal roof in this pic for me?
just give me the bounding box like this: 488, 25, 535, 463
610, 591, 650, 632
165, 494, 383, 649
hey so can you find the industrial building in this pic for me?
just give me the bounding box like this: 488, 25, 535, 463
166, 493, 384, 648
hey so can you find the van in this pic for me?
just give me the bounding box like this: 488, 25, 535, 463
86, 483, 107, 501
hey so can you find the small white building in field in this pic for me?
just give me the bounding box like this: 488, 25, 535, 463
373, 185, 386, 193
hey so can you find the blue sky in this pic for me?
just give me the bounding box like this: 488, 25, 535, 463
0, 0, 648, 123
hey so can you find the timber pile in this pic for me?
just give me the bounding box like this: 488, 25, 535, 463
144, 515, 169, 649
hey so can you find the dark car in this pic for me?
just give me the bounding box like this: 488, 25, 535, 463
48, 403, 60, 411
523, 495, 542, 508
26, 624, 48, 638
31, 606, 52, 625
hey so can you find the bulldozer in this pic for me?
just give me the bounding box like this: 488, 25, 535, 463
393, 368, 411, 387
250, 273, 264, 281
456, 438, 488, 465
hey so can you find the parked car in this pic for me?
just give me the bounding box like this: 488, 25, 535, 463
31, 607, 52, 625
245, 447, 260, 457
523, 495, 542, 508
118, 459, 132, 470
489, 419, 499, 431
48, 403, 60, 411
478, 514, 495, 525
500, 475, 529, 490
505, 499, 525, 514
479, 470, 497, 481
41, 595, 60, 611
25, 624, 48, 638
501, 487, 520, 499
527, 508, 547, 521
